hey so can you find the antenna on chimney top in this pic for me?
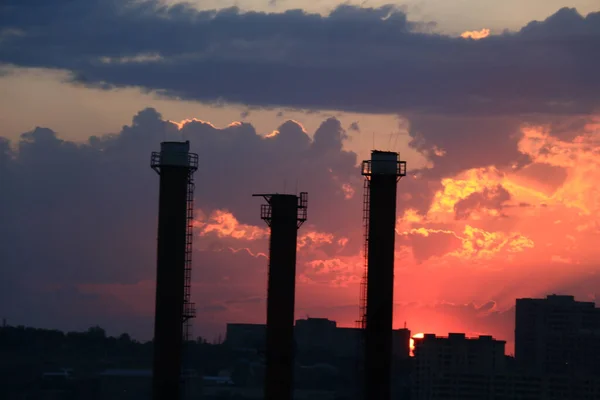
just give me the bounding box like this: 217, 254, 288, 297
404, 321, 407, 329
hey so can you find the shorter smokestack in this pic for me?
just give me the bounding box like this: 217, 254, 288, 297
254, 192, 307, 400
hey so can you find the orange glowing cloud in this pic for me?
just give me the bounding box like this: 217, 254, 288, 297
451, 226, 534, 260
516, 125, 600, 214
399, 225, 534, 262
460, 28, 490, 40
396, 208, 423, 227
394, 120, 600, 271
429, 167, 504, 216
301, 256, 362, 287
387, 119, 600, 296
265, 120, 308, 138
401, 227, 457, 238
425, 161, 568, 222
297, 231, 335, 249
195, 209, 345, 254
195, 210, 268, 240
168, 118, 217, 130
168, 118, 244, 131
342, 183, 355, 199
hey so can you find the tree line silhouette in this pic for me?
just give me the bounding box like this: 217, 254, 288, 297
0, 324, 234, 398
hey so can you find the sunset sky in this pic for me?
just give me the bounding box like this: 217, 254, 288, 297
1, 0, 599, 353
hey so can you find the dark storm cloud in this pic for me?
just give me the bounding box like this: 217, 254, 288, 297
0, 108, 359, 286
408, 115, 532, 178
0, 108, 360, 333
348, 122, 360, 132
179, 115, 359, 230
0, 2, 599, 115
454, 185, 511, 220
516, 162, 569, 193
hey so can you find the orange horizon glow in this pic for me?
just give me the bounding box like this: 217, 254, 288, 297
77, 120, 600, 353
187, 123, 600, 354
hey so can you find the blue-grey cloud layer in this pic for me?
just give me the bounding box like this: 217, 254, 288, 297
0, 109, 362, 335
1, 1, 599, 115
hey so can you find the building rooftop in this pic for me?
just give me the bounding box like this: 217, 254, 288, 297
419, 333, 505, 343
517, 294, 597, 307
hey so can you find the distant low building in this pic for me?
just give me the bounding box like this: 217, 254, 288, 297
225, 323, 266, 353
225, 318, 411, 360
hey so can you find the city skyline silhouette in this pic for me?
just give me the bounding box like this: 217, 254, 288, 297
1, 1, 600, 399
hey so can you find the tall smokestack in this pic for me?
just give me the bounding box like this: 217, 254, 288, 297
151, 141, 198, 400
254, 192, 308, 400
362, 151, 406, 400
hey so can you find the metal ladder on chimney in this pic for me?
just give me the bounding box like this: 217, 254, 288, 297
183, 178, 196, 338
358, 178, 370, 330
354, 178, 370, 398
181, 175, 196, 399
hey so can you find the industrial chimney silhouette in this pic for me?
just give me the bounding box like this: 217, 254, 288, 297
151, 142, 198, 400
359, 151, 406, 400
254, 192, 308, 400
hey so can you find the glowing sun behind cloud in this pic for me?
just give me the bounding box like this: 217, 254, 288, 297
461, 28, 491, 39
